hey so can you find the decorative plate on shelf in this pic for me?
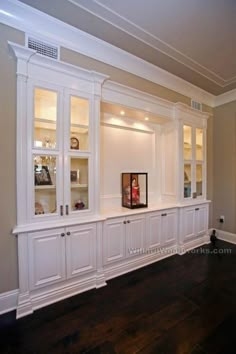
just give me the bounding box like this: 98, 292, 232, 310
70, 137, 79, 150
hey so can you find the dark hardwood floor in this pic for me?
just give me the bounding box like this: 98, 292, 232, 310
1, 240, 236, 354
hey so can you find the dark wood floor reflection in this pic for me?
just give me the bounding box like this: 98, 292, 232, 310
1, 240, 236, 354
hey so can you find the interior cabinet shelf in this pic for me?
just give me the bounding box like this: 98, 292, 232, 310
70, 183, 88, 189
35, 185, 56, 190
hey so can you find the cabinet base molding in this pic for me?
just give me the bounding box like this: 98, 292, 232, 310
104, 244, 178, 281
215, 229, 236, 245
0, 289, 19, 315
17, 273, 105, 319
178, 234, 210, 255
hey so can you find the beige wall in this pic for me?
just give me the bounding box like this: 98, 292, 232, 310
0, 24, 24, 292
0, 22, 214, 294
61, 47, 191, 105
213, 101, 236, 233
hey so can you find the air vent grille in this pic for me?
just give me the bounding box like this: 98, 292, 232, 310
191, 100, 202, 111
28, 37, 58, 60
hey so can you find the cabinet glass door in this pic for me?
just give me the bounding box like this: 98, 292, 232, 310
184, 164, 192, 198
34, 155, 57, 215
34, 88, 57, 149
183, 125, 192, 160
70, 96, 89, 151
196, 128, 203, 161
70, 157, 89, 212
196, 164, 203, 197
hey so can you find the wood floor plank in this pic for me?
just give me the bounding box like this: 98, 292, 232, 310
0, 241, 235, 354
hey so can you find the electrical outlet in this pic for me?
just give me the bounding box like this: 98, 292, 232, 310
219, 215, 225, 223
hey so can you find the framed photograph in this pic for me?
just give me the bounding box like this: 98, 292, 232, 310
70, 170, 77, 183
70, 137, 79, 150
35, 165, 52, 185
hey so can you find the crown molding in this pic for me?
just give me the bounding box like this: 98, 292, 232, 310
0, 0, 216, 107
70, 0, 233, 87
214, 89, 236, 107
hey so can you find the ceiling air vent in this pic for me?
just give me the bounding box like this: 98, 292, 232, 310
191, 99, 202, 111
28, 37, 59, 60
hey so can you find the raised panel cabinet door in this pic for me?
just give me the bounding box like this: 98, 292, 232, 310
66, 223, 96, 278
162, 210, 177, 247
183, 206, 195, 242
126, 214, 146, 257
103, 218, 126, 265
146, 212, 162, 250
195, 205, 208, 237
28, 228, 66, 290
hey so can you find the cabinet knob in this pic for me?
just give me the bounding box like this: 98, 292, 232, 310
123, 221, 126, 224
61, 233, 65, 237
161, 213, 167, 217
66, 231, 71, 236
127, 220, 130, 223
195, 208, 199, 211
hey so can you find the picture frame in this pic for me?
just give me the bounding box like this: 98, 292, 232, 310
70, 136, 79, 150
70, 170, 77, 183
35, 165, 52, 185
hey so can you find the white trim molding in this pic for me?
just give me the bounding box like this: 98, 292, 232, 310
0, 0, 215, 107
0, 289, 19, 315
216, 229, 236, 245
214, 89, 236, 107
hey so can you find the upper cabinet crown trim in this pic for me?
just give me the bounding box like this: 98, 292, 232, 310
8, 41, 109, 85
1, 0, 215, 106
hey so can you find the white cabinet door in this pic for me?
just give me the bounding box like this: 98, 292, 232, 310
182, 206, 195, 242
146, 212, 162, 250
126, 214, 146, 257
195, 204, 208, 237
103, 217, 126, 265
162, 210, 177, 247
66, 223, 96, 278
28, 228, 66, 290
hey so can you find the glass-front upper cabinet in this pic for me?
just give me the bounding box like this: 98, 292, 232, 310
183, 124, 205, 200
10, 41, 107, 227
31, 85, 93, 220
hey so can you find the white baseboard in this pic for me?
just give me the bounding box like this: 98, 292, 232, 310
178, 235, 210, 255
104, 244, 178, 281
215, 229, 236, 245
0, 289, 19, 315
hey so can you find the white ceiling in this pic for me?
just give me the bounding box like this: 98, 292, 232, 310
18, 0, 236, 95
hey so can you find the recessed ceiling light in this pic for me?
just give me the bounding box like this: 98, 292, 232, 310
145, 117, 149, 121
120, 110, 125, 116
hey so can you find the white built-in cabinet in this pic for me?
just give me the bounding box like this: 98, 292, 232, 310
10, 41, 210, 319
103, 214, 146, 264
161, 103, 208, 203
179, 203, 209, 247
28, 223, 96, 290
146, 208, 177, 249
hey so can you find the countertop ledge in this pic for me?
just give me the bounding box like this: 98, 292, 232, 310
13, 200, 211, 235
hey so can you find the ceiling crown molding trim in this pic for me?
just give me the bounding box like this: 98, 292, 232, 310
214, 89, 236, 107
0, 0, 214, 106
70, 0, 231, 87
